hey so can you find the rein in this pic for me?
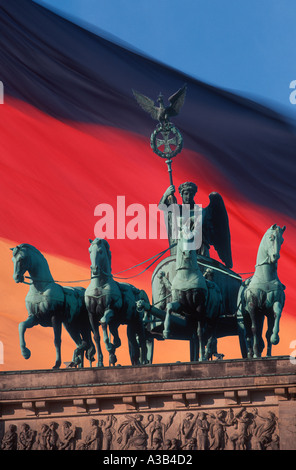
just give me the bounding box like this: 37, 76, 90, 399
22, 242, 250, 286
24, 244, 177, 285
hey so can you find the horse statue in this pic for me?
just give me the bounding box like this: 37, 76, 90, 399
237, 224, 286, 358
11, 244, 97, 369
85, 238, 150, 366
162, 229, 223, 360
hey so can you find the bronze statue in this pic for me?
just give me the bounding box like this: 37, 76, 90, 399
237, 225, 286, 358
163, 226, 223, 360
159, 182, 232, 268
85, 238, 150, 366
11, 244, 97, 369
132, 84, 187, 126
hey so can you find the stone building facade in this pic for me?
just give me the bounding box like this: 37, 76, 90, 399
0, 356, 295, 450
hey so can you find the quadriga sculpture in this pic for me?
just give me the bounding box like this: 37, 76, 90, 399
11, 244, 97, 368
238, 225, 286, 358
85, 238, 150, 366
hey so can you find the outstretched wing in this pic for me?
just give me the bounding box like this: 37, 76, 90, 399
132, 89, 159, 120
203, 192, 233, 268
168, 84, 187, 116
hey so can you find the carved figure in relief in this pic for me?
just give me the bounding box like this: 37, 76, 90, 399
195, 412, 210, 450
208, 410, 227, 450
101, 415, 117, 450
250, 409, 278, 450
183, 437, 197, 450
58, 421, 76, 450
1, 425, 18, 450
77, 419, 101, 450
0, 408, 281, 451
48, 422, 59, 450
148, 412, 176, 449
225, 408, 251, 450
178, 412, 197, 448
18, 423, 35, 450
36, 424, 51, 450
117, 414, 153, 450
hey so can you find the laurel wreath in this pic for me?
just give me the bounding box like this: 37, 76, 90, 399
150, 123, 183, 159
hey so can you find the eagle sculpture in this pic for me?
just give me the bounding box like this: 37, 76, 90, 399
133, 84, 187, 125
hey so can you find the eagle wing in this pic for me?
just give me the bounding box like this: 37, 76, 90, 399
168, 84, 187, 116
203, 192, 233, 268
132, 90, 159, 120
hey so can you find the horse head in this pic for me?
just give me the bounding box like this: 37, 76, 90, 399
88, 238, 112, 277
257, 224, 286, 266
175, 227, 199, 271
11, 244, 30, 283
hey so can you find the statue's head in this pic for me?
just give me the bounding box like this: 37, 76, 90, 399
178, 182, 197, 204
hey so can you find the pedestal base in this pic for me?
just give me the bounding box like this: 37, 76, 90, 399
0, 356, 295, 450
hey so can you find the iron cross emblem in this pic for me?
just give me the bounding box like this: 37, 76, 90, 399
150, 123, 183, 159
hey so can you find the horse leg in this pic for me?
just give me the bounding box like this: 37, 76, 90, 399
242, 312, 254, 358
257, 315, 265, 356
18, 316, 38, 360
246, 295, 262, 358
190, 337, 199, 361
75, 312, 97, 368
127, 323, 140, 365
266, 312, 274, 357
197, 320, 205, 362
101, 309, 121, 351
270, 301, 283, 347
88, 313, 104, 367
163, 301, 180, 339
136, 320, 148, 365
101, 322, 113, 354
101, 318, 121, 366
204, 331, 215, 360
51, 316, 62, 369
236, 290, 249, 359
249, 308, 259, 358
109, 321, 121, 349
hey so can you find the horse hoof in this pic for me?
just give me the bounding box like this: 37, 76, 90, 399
52, 362, 61, 369
21, 347, 31, 360
109, 353, 117, 366
271, 334, 279, 345
113, 338, 121, 348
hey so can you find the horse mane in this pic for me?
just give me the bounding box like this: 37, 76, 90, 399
16, 243, 44, 258
13, 244, 47, 261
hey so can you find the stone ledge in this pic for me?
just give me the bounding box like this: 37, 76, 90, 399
0, 357, 295, 450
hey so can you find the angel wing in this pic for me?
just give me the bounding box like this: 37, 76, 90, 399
167, 84, 187, 117
202, 192, 233, 268
132, 90, 159, 120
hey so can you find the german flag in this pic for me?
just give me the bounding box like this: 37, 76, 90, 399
0, 0, 295, 370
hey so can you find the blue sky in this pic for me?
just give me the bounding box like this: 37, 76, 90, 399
35, 0, 296, 121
